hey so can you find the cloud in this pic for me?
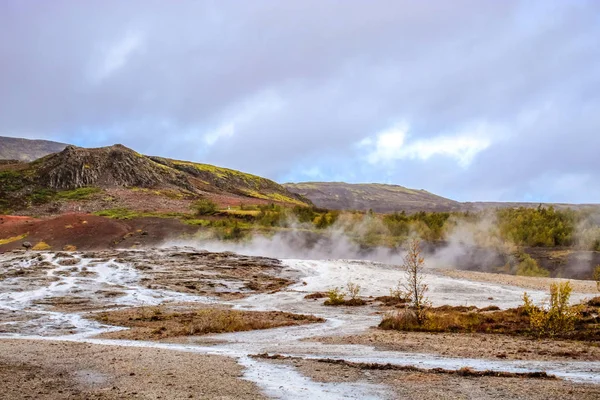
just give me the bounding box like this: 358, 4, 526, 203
204, 122, 235, 146
93, 31, 144, 82
361, 124, 492, 168
0, 0, 599, 202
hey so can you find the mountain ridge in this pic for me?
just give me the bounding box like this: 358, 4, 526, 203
284, 181, 461, 213
0, 136, 68, 161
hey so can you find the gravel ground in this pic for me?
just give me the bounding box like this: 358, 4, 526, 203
0, 339, 265, 400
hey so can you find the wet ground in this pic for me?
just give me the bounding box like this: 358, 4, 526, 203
1, 247, 599, 399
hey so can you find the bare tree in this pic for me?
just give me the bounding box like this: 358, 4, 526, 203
401, 238, 430, 324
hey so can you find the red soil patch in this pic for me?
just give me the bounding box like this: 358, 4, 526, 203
0, 215, 38, 225
0, 214, 200, 252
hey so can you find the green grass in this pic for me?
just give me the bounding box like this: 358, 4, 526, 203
94, 208, 187, 220
56, 187, 102, 200
182, 219, 212, 226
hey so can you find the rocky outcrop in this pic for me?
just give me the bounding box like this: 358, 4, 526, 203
36, 144, 195, 191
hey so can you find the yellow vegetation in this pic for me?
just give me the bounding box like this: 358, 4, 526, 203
32, 241, 51, 251
0, 233, 28, 245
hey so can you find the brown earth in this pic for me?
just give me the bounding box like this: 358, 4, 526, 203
0, 339, 265, 400
92, 305, 324, 341
0, 213, 200, 252
312, 329, 600, 362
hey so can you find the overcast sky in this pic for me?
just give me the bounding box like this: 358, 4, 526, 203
1, 1, 599, 203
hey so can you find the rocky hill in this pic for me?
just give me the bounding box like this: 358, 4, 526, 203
0, 144, 310, 215
284, 182, 461, 213
0, 136, 67, 161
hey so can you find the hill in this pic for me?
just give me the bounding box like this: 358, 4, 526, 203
0, 144, 310, 215
284, 182, 461, 213
0, 136, 68, 161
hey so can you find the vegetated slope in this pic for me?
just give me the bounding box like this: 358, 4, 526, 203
0, 136, 68, 161
284, 182, 461, 213
0, 144, 310, 214
150, 157, 308, 206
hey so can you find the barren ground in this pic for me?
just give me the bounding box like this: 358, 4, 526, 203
0, 339, 265, 400
1, 248, 599, 399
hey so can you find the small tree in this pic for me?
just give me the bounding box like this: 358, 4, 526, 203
401, 238, 429, 324
347, 281, 361, 300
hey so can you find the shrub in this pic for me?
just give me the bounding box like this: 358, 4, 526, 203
292, 206, 317, 223
379, 310, 420, 330
223, 223, 245, 240
324, 287, 346, 306
523, 282, 579, 337
63, 244, 77, 251
516, 253, 550, 277
594, 265, 600, 292
389, 283, 405, 302
194, 199, 218, 216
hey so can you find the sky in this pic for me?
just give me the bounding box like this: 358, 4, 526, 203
1, 1, 599, 203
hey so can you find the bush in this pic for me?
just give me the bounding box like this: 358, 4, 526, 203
324, 287, 346, 306
194, 199, 218, 216
594, 265, 600, 292
292, 206, 317, 223
379, 310, 420, 330
516, 253, 550, 277
523, 282, 579, 337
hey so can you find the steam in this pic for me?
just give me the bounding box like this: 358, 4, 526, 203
165, 208, 600, 279
168, 214, 408, 264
